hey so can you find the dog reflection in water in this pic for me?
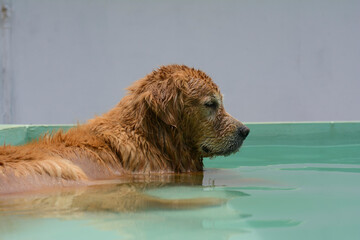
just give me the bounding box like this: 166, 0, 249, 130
0, 173, 228, 216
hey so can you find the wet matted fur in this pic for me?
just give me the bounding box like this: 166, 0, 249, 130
0, 65, 249, 195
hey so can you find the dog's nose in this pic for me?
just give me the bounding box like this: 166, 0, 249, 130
237, 125, 250, 139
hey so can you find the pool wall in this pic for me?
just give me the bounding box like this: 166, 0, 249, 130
1, 122, 359, 146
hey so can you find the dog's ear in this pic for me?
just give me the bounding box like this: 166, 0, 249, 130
144, 80, 184, 128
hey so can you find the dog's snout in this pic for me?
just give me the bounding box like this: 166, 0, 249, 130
237, 125, 250, 139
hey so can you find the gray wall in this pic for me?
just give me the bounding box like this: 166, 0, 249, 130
1, 0, 360, 124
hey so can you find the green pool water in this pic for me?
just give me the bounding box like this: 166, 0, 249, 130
0, 122, 360, 240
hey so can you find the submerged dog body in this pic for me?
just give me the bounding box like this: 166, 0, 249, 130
0, 65, 249, 195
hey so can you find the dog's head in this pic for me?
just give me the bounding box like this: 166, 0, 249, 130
129, 65, 249, 158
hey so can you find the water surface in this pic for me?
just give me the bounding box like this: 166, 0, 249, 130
1, 144, 360, 240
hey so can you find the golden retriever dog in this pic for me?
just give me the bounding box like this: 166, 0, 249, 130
0, 64, 249, 211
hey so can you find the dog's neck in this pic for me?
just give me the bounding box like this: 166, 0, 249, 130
87, 96, 203, 173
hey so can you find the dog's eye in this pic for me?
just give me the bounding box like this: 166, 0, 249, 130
204, 101, 217, 109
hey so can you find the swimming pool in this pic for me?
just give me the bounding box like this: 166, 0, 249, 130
1, 122, 359, 240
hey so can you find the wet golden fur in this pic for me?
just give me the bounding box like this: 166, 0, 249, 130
0, 65, 248, 196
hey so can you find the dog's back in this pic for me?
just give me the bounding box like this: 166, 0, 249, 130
0, 126, 126, 194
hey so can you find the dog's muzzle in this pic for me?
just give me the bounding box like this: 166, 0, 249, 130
221, 125, 250, 156
202, 125, 250, 157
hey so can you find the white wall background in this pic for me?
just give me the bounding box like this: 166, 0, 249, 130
1, 0, 359, 124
